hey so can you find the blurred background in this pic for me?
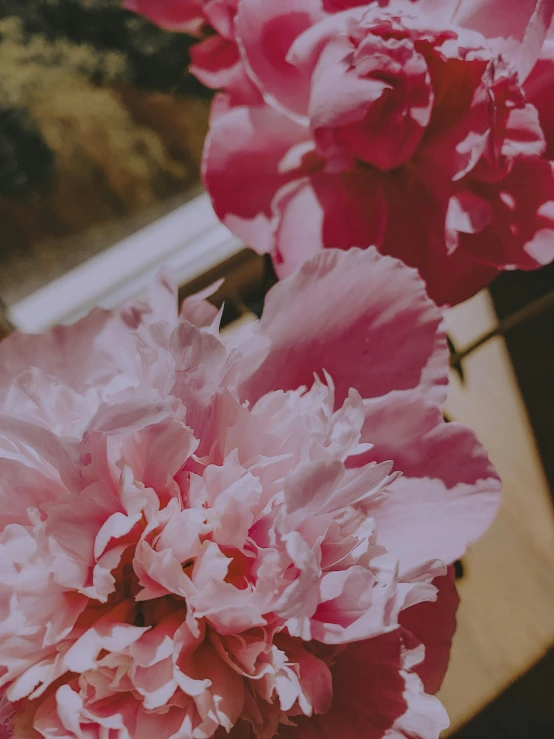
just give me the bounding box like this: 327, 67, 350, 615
0, 0, 210, 303
0, 1, 553, 736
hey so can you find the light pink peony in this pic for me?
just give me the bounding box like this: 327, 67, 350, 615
203, 0, 554, 305
0, 249, 500, 738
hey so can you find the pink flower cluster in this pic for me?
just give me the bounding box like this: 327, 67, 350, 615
123, 0, 554, 304
199, 0, 554, 304
0, 249, 500, 738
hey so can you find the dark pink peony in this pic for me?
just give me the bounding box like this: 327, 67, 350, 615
0, 249, 500, 738
203, 0, 554, 304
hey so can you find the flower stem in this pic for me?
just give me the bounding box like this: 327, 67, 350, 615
449, 289, 554, 368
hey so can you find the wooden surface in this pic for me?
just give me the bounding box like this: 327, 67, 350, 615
491, 264, 554, 495
451, 645, 554, 736
440, 292, 554, 734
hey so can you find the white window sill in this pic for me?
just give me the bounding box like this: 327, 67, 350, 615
7, 193, 242, 333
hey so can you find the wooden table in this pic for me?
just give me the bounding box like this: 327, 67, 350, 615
440, 292, 554, 734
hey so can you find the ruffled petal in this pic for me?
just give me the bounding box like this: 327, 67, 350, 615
0, 309, 111, 402
460, 158, 554, 271
235, 0, 325, 116
234, 248, 448, 407
202, 104, 310, 254
0, 271, 178, 405
524, 38, 554, 157
357, 390, 501, 569
453, 0, 554, 81
400, 568, 459, 694
279, 630, 449, 739
273, 169, 388, 278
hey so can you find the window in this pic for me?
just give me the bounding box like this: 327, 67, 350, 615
0, 0, 257, 333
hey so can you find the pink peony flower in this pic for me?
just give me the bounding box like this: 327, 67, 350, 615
0, 249, 500, 738
203, 0, 554, 305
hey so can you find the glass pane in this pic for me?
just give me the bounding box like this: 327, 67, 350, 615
0, 0, 211, 305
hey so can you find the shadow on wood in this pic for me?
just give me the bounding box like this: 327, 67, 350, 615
451, 646, 554, 738
490, 263, 554, 501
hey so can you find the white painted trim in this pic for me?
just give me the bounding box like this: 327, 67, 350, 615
8, 193, 242, 333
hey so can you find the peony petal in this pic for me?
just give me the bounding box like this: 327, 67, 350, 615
416, 0, 464, 22
452, 0, 554, 81
0, 271, 179, 407
0, 309, 111, 402
524, 38, 554, 157
123, 0, 206, 35
0, 415, 81, 492
460, 157, 554, 271
132, 657, 178, 710
119, 414, 198, 496
286, 6, 359, 79
357, 390, 501, 569
273, 169, 388, 279
52, 684, 83, 736
63, 605, 148, 673
122, 268, 179, 329
296, 650, 334, 716
0, 261, 499, 736
274, 532, 321, 622
285, 458, 395, 525
190, 35, 242, 89
203, 0, 236, 39
400, 568, 459, 695
235, 248, 448, 407
0, 458, 67, 528
190, 35, 264, 107
270, 179, 327, 277
284, 459, 345, 519
380, 176, 500, 306
169, 320, 228, 439
287, 631, 449, 738
179, 280, 223, 330
279, 631, 410, 739
185, 642, 246, 731
312, 566, 393, 645
135, 541, 194, 601
385, 670, 450, 739
202, 104, 310, 254
500, 103, 546, 160
235, 0, 325, 116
